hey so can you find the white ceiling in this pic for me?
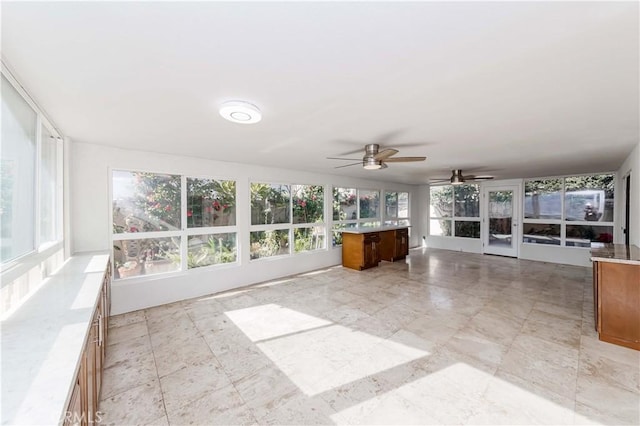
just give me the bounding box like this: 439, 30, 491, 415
2, 1, 638, 184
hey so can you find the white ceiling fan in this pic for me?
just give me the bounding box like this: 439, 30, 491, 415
430, 169, 494, 185
327, 144, 426, 170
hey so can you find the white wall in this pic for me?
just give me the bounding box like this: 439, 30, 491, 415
616, 142, 640, 246
70, 142, 420, 314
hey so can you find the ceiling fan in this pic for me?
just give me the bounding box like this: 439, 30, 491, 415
430, 169, 494, 185
327, 144, 426, 170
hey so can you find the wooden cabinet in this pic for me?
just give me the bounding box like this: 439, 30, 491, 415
342, 232, 381, 270
593, 260, 640, 350
64, 262, 111, 425
380, 228, 409, 262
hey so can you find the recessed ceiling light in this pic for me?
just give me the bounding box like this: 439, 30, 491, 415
219, 101, 262, 124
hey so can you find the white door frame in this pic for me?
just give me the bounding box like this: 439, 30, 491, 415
482, 183, 521, 257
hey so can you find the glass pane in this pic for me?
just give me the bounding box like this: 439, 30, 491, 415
398, 192, 409, 218
430, 219, 452, 236
385, 192, 398, 218
1, 75, 37, 262
454, 184, 479, 217
294, 227, 326, 252
250, 229, 290, 259
430, 186, 453, 218
522, 223, 561, 245
524, 179, 562, 219
359, 190, 379, 219
40, 125, 59, 244
384, 220, 398, 226
333, 187, 357, 221
292, 184, 324, 224
113, 237, 180, 279
112, 171, 181, 233
187, 178, 236, 227
488, 191, 513, 247
565, 174, 615, 222
566, 225, 614, 247
251, 183, 290, 225
331, 223, 358, 246
187, 233, 237, 268
455, 221, 480, 238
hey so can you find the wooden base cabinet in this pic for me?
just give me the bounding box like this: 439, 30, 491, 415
594, 261, 640, 350
342, 232, 381, 270
64, 262, 111, 426
380, 228, 409, 262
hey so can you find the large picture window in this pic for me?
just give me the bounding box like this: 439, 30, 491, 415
112, 171, 238, 279
429, 184, 479, 238
523, 174, 614, 247
250, 182, 325, 260
1, 73, 63, 264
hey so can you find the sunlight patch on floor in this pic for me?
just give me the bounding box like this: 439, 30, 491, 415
225, 303, 332, 342
331, 362, 601, 425
226, 304, 429, 396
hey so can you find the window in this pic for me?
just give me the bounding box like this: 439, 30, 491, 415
359, 189, 380, 219
112, 171, 239, 278
1, 73, 63, 265
332, 187, 383, 246
112, 171, 182, 278
385, 191, 410, 225
186, 178, 237, 269
429, 184, 479, 239
40, 124, 61, 244
187, 178, 236, 227
523, 179, 562, 245
523, 174, 614, 247
250, 182, 325, 259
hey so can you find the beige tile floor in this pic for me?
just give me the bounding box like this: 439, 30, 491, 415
99, 248, 640, 425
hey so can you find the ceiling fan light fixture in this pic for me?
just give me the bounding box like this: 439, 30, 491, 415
363, 157, 383, 170
451, 169, 465, 185
219, 101, 262, 124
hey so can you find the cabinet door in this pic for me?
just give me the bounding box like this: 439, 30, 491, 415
363, 233, 381, 267
63, 380, 82, 426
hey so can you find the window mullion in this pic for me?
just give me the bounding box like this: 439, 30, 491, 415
34, 115, 42, 251
181, 175, 188, 272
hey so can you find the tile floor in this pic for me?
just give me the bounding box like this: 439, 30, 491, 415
99, 248, 640, 425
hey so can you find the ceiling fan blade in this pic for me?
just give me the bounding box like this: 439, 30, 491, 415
380, 162, 388, 169
464, 175, 494, 181
334, 162, 361, 169
326, 157, 362, 161
373, 149, 399, 161
383, 156, 426, 162
429, 178, 450, 183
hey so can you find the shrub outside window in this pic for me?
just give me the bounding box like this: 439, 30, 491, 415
429, 185, 480, 239
251, 183, 290, 225
188, 233, 237, 268
250, 182, 326, 259
187, 178, 236, 227
359, 190, 380, 219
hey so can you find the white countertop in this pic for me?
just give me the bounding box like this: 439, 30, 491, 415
338, 225, 410, 235
590, 243, 640, 266
1, 252, 110, 426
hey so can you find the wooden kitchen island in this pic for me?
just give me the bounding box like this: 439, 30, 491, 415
340, 226, 409, 271
590, 243, 640, 351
